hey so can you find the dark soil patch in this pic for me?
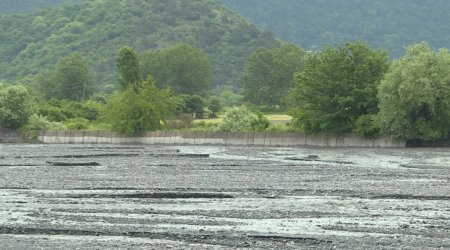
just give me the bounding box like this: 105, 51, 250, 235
147, 153, 210, 158
0, 164, 40, 167
284, 157, 354, 165
0, 226, 101, 236
54, 153, 140, 158
46, 162, 101, 167
248, 234, 332, 244
63, 192, 233, 199
370, 194, 450, 200
400, 164, 449, 170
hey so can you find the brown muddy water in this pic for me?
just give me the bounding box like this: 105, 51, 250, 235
0, 144, 449, 249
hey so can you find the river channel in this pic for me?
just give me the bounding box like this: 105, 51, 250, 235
0, 144, 449, 249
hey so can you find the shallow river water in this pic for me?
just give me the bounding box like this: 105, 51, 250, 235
0, 144, 449, 249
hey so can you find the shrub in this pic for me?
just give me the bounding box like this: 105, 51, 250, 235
80, 100, 104, 121
25, 114, 67, 131
65, 118, 89, 130
219, 106, 269, 132
355, 114, 380, 139
102, 79, 175, 135
193, 120, 218, 131
0, 84, 35, 129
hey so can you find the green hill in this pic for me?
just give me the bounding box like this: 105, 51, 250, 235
0, 0, 279, 90
222, 0, 450, 58
0, 0, 82, 14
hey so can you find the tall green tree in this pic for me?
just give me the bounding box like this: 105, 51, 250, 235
141, 43, 211, 95
378, 42, 450, 140
54, 53, 94, 100
0, 83, 35, 129
32, 70, 58, 100
103, 77, 175, 135
116, 46, 142, 89
242, 44, 306, 107
208, 96, 222, 117
289, 41, 389, 134
175, 95, 206, 118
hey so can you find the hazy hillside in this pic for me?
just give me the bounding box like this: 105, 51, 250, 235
0, 0, 82, 14
0, 0, 279, 89
222, 0, 450, 58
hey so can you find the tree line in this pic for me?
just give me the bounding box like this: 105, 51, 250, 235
242, 41, 450, 141
2, 40, 450, 142
1, 42, 223, 135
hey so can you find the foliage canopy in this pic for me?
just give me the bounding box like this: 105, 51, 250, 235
242, 44, 306, 107
33, 53, 94, 100
102, 78, 175, 135
116, 46, 142, 89
0, 84, 35, 129
289, 42, 389, 134
141, 43, 211, 95
378, 42, 450, 140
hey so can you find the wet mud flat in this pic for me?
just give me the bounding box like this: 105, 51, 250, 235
0, 144, 449, 249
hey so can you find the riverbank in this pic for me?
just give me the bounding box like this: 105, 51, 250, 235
31, 130, 406, 148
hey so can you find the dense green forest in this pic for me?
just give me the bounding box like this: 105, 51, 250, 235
222, 0, 450, 58
0, 0, 279, 90
5, 0, 450, 60
0, 0, 82, 14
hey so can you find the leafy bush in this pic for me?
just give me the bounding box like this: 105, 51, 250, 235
219, 106, 269, 132
65, 118, 89, 130
80, 100, 104, 121
0, 84, 35, 129
25, 114, 67, 130
102, 79, 175, 135
38, 99, 104, 122
354, 115, 380, 139
193, 120, 218, 131
37, 101, 67, 122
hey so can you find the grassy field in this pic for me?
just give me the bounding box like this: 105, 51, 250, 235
194, 114, 292, 124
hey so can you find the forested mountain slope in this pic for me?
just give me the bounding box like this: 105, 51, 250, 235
221, 0, 450, 58
0, 0, 82, 14
0, 0, 279, 88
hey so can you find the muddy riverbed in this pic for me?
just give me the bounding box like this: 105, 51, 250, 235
0, 144, 449, 249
